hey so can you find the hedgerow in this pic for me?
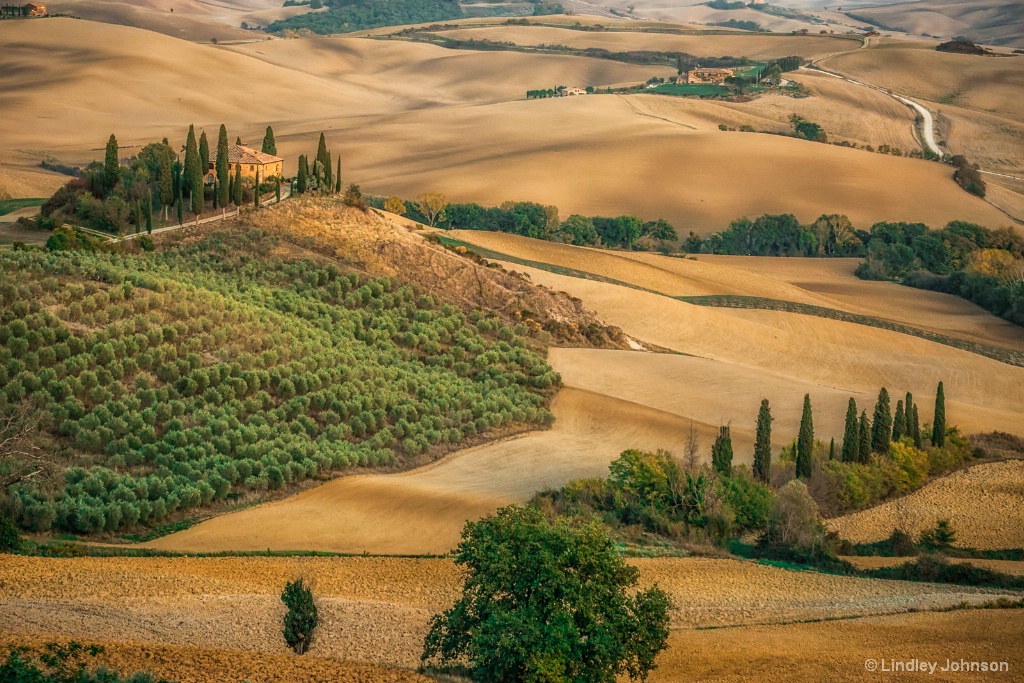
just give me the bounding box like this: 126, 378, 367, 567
0, 230, 558, 533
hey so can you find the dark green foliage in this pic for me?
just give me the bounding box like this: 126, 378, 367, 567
281, 578, 318, 654
233, 164, 242, 206
296, 155, 307, 195
275, 177, 281, 203
335, 157, 342, 194
842, 398, 858, 463
0, 515, 21, 552
0, 229, 556, 533
711, 425, 733, 476
216, 125, 230, 208
103, 134, 119, 193
261, 126, 277, 156
753, 398, 772, 483
932, 381, 946, 447
137, 235, 155, 252
919, 519, 956, 550
0, 641, 173, 683
828, 437, 835, 460
706, 0, 744, 8
911, 402, 922, 448
197, 132, 210, 186
766, 55, 801, 72
322, 151, 333, 195
892, 399, 905, 441
144, 192, 153, 235
691, 213, 864, 257
421, 505, 671, 682
269, 0, 463, 35
790, 114, 827, 142
254, 170, 260, 208
866, 554, 1024, 591
935, 39, 986, 55
857, 410, 871, 464
951, 155, 986, 197
796, 394, 813, 478
871, 388, 892, 454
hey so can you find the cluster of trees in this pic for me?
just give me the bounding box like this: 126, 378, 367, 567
388, 196, 680, 250
790, 113, 827, 142
295, 132, 342, 196
0, 642, 172, 683
935, 39, 987, 55
36, 127, 275, 236
0, 229, 558, 534
525, 85, 594, 98
686, 213, 865, 256
267, 0, 463, 34
951, 154, 986, 198
855, 219, 1024, 325
0, 4, 43, 17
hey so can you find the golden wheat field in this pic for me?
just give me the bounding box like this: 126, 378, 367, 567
0, 19, 1011, 230
2, 555, 1021, 678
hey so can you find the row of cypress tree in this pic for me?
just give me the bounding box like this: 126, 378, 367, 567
295, 133, 342, 195
709, 382, 948, 483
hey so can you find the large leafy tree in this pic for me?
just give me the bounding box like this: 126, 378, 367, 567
422, 505, 671, 682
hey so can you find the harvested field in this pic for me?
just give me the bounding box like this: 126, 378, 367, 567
0, 556, 1017, 672
143, 388, 694, 554
829, 461, 1024, 549
0, 19, 1010, 233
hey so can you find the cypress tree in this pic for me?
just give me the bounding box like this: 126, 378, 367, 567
753, 398, 772, 483
183, 125, 198, 200
176, 168, 184, 226
212, 180, 218, 210
912, 403, 922, 448
316, 132, 328, 170
796, 394, 814, 478
103, 133, 119, 193
236, 136, 242, 145
159, 146, 173, 220
198, 131, 210, 184
191, 153, 203, 217
829, 437, 835, 460
233, 164, 242, 206
932, 381, 945, 447
858, 411, 871, 463
323, 151, 333, 194
145, 189, 153, 234
711, 425, 733, 476
335, 156, 342, 194
228, 174, 234, 205
841, 397, 859, 463
216, 124, 230, 208
296, 155, 307, 194
892, 400, 906, 442
276, 176, 281, 203
255, 169, 260, 208
262, 126, 277, 155
133, 200, 142, 234
871, 387, 892, 454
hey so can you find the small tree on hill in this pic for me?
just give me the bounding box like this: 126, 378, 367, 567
796, 394, 814, 478
712, 424, 733, 476
871, 387, 892, 454
281, 578, 318, 654
103, 134, 119, 193
753, 399, 772, 483
416, 192, 448, 227
421, 505, 671, 682
383, 196, 406, 215
932, 381, 946, 447
857, 410, 871, 463
262, 125, 277, 156
841, 397, 858, 463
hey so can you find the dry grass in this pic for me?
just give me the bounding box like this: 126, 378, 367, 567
0, 19, 1010, 232
0, 555, 1018, 673
846, 557, 1024, 576
829, 461, 1024, 549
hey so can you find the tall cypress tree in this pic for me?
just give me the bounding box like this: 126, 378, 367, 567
335, 156, 342, 194
145, 189, 153, 234
176, 165, 184, 226
275, 176, 281, 203
254, 169, 260, 208
858, 411, 871, 463
198, 130, 210, 184
829, 437, 835, 460
159, 146, 173, 221
316, 132, 328, 170
932, 381, 946, 447
216, 124, 230, 208
711, 425, 733, 476
753, 398, 772, 483
233, 164, 242, 206
212, 180, 218, 210
841, 397, 859, 463
190, 135, 204, 217
892, 399, 906, 442
871, 387, 892, 454
796, 394, 814, 478
296, 154, 307, 194
236, 136, 242, 145
262, 125, 277, 156
912, 403, 922, 448
183, 125, 198, 201
323, 151, 333, 194
103, 133, 119, 194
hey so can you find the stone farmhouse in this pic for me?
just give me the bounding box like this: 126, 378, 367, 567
207, 145, 283, 181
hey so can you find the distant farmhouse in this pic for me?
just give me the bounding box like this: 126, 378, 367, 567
562, 87, 588, 96
207, 145, 283, 181
683, 67, 735, 84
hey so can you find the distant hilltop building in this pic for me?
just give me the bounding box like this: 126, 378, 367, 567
684, 67, 735, 84
207, 144, 283, 180
562, 87, 588, 96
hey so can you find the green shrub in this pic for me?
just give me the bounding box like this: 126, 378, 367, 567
0, 641, 174, 682
281, 578, 318, 655
0, 515, 22, 552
